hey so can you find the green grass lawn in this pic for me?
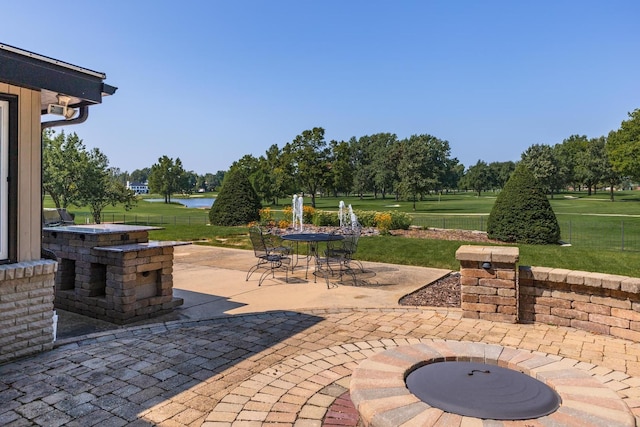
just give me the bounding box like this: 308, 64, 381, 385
46, 190, 640, 277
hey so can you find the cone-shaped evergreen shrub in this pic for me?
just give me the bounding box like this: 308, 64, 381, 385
209, 169, 261, 226
487, 164, 560, 244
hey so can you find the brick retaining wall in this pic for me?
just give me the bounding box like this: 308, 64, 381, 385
0, 260, 57, 364
520, 266, 640, 342
456, 245, 640, 342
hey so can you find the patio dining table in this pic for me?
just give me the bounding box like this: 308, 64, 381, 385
281, 233, 344, 279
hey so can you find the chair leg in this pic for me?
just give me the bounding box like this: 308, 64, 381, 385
343, 262, 357, 286
258, 268, 272, 286
257, 258, 289, 286
246, 261, 264, 281
350, 259, 365, 272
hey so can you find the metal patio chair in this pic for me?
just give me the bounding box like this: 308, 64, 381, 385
314, 247, 357, 289
326, 227, 364, 272
263, 232, 293, 257
314, 230, 360, 288
246, 226, 291, 286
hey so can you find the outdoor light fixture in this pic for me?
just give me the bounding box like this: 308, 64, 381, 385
47, 94, 76, 119
481, 262, 492, 269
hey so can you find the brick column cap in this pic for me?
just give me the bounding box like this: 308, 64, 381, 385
455, 245, 519, 263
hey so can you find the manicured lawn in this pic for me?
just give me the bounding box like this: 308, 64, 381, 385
45, 190, 640, 277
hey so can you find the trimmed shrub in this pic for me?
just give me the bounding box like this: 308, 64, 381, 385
487, 164, 560, 244
389, 211, 412, 230
208, 169, 261, 226
354, 210, 375, 227
313, 210, 339, 226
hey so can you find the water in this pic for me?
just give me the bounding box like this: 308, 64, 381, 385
144, 198, 215, 208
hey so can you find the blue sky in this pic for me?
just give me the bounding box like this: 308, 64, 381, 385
3, 1, 639, 175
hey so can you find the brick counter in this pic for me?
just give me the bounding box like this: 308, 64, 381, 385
43, 225, 186, 324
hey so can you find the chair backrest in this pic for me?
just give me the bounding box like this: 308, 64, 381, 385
57, 208, 75, 225
249, 226, 269, 258
43, 208, 63, 227
342, 228, 361, 256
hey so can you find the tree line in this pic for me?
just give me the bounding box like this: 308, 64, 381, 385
43, 108, 640, 219
42, 131, 225, 222
122, 163, 226, 198
226, 108, 640, 208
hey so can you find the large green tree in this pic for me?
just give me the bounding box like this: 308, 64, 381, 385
283, 127, 330, 207
148, 156, 188, 203
200, 171, 225, 191
556, 135, 588, 191
42, 130, 86, 209
370, 133, 399, 199
520, 144, 563, 197
328, 139, 354, 197
251, 145, 293, 205
607, 109, 640, 180
487, 161, 516, 190
75, 150, 137, 223
397, 134, 452, 209
351, 136, 374, 198
42, 130, 136, 222
129, 168, 150, 184
462, 160, 492, 196
576, 136, 609, 195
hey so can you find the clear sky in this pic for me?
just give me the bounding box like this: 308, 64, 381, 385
3, 1, 639, 175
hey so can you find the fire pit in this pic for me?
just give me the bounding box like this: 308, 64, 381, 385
406, 361, 560, 420
350, 342, 635, 426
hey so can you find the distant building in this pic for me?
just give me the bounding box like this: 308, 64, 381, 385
127, 181, 149, 194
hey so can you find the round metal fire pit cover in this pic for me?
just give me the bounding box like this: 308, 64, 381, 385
406, 361, 561, 420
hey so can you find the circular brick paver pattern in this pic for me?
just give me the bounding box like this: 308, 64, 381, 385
350, 343, 635, 426
1, 308, 640, 426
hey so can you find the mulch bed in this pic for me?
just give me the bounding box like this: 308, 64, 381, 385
398, 272, 461, 307
394, 227, 500, 308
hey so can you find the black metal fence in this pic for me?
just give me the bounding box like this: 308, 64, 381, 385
411, 215, 640, 252
90, 212, 640, 252
93, 213, 210, 226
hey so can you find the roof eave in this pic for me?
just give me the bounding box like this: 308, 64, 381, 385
0, 43, 117, 106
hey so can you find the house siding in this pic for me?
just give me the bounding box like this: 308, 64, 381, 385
0, 83, 55, 363
0, 82, 41, 261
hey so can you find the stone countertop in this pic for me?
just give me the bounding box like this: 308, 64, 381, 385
91, 241, 191, 252
43, 224, 162, 234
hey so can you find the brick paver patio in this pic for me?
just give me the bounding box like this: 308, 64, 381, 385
1, 307, 639, 426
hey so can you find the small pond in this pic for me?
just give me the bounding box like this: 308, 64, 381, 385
144, 198, 215, 208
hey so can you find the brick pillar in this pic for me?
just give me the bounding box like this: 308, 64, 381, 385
455, 245, 519, 323
0, 260, 58, 364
